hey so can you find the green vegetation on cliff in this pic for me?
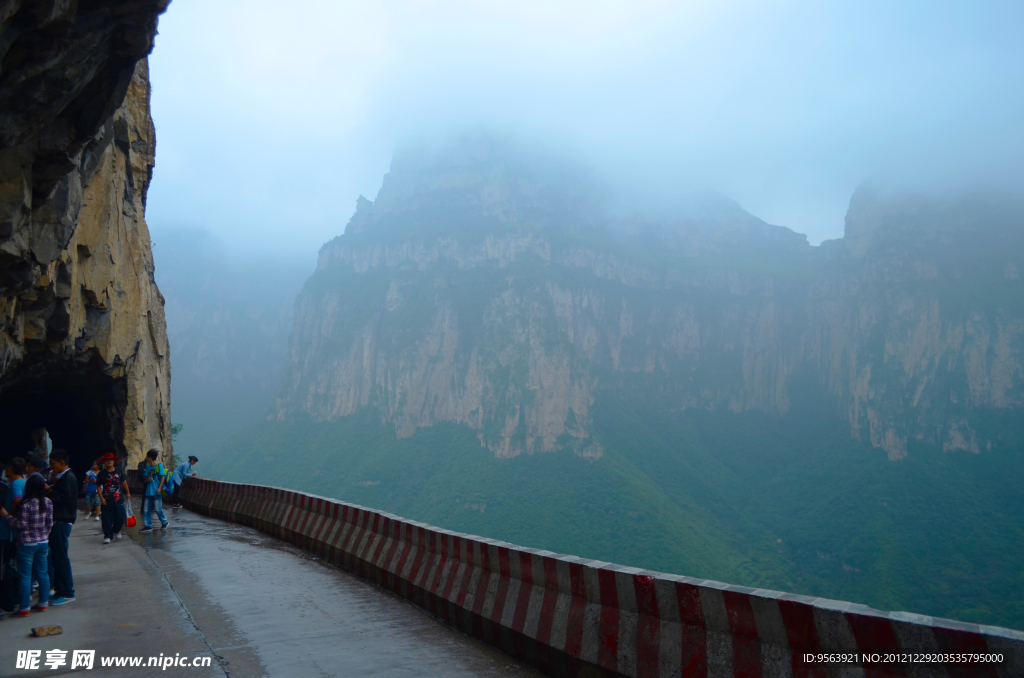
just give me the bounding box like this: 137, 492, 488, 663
207, 408, 756, 585
208, 393, 1024, 630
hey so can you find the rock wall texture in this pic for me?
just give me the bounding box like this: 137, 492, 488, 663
275, 140, 1024, 461
0, 1, 172, 465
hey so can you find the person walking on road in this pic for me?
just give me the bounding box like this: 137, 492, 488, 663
169, 456, 198, 508
0, 457, 27, 612
84, 461, 101, 521
139, 449, 168, 533
45, 449, 76, 606
97, 453, 129, 544
0, 476, 53, 616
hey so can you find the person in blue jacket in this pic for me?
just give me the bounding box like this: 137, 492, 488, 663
139, 450, 168, 534
169, 456, 198, 509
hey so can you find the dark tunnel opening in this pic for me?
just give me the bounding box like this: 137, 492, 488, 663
0, 370, 125, 493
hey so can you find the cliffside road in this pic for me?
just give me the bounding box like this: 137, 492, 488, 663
0, 502, 542, 677
139, 503, 541, 677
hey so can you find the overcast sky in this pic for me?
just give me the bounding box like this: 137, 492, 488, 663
146, 0, 1024, 257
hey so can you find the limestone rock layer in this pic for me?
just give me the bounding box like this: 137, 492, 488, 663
0, 1, 171, 467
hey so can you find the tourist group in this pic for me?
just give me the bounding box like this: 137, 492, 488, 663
0, 432, 198, 617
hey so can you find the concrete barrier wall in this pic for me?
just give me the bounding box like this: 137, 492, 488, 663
180, 477, 1023, 678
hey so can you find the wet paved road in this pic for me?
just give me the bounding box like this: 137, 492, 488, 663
1, 503, 542, 677
136, 503, 543, 678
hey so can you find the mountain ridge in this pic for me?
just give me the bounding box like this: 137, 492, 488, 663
273, 140, 1023, 461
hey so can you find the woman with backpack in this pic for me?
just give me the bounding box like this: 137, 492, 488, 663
0, 475, 53, 616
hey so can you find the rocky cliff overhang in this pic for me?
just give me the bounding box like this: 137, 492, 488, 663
0, 0, 172, 474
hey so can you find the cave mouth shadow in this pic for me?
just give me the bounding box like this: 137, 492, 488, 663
0, 370, 125, 489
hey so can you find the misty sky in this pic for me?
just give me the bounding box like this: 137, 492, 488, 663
146, 0, 1024, 257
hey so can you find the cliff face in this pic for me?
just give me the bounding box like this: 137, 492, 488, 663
808, 189, 1024, 458
0, 1, 172, 467
276, 141, 1024, 461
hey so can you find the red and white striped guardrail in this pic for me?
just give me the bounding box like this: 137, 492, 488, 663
179, 477, 1023, 678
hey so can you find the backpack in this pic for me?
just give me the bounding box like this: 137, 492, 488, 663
160, 464, 176, 497
143, 463, 171, 494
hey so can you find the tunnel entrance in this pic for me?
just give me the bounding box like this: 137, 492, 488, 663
0, 367, 126, 491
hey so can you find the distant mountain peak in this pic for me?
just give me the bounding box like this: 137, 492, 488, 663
340, 134, 607, 237
344, 195, 375, 235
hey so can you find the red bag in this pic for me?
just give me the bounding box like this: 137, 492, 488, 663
124, 501, 136, 528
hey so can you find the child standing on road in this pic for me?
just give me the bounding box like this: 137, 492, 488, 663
139, 449, 168, 534
0, 476, 53, 616
97, 454, 129, 544
83, 462, 101, 521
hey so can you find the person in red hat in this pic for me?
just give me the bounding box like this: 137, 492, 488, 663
96, 454, 130, 544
